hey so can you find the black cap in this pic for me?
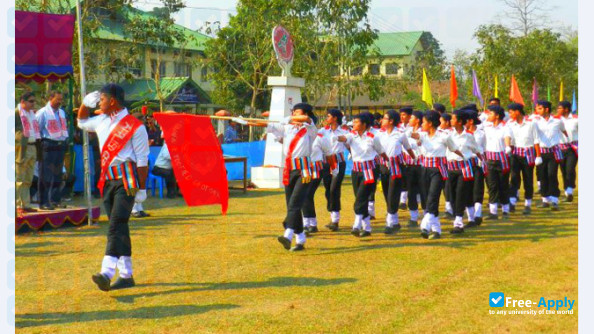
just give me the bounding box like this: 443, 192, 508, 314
433, 103, 446, 113
399, 106, 413, 115
424, 110, 441, 128
462, 103, 478, 112
466, 110, 482, 125
507, 103, 525, 115
488, 105, 505, 120
327, 108, 343, 125
293, 102, 316, 124
440, 113, 451, 122
412, 110, 424, 121
452, 109, 469, 123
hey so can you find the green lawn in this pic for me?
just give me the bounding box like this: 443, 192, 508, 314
16, 178, 578, 333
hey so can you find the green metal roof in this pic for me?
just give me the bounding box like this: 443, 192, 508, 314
371, 31, 425, 56
120, 77, 211, 103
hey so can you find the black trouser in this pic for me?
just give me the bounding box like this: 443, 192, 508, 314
405, 165, 422, 211
322, 161, 346, 212
39, 139, 66, 206
560, 148, 578, 190
367, 164, 380, 202
302, 175, 323, 218
380, 165, 403, 215
448, 170, 474, 217
420, 167, 444, 216
352, 171, 375, 218
537, 152, 560, 198
444, 178, 452, 204
472, 165, 485, 204
510, 154, 534, 201
284, 170, 310, 234
152, 166, 177, 196
103, 179, 135, 257
486, 160, 510, 205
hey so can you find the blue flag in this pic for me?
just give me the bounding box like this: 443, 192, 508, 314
572, 89, 577, 114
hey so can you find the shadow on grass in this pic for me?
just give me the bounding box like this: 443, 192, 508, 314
15, 303, 239, 328
113, 276, 357, 303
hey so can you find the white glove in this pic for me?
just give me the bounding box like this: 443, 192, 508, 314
347, 153, 352, 160
505, 146, 512, 155
534, 156, 543, 166
134, 189, 147, 203
331, 136, 338, 144
83, 91, 101, 108
280, 116, 292, 125
331, 167, 339, 177
231, 117, 248, 125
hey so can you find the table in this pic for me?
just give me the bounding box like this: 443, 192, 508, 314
224, 155, 248, 193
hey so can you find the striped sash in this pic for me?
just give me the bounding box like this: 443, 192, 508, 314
513, 147, 536, 166
105, 161, 140, 196
403, 152, 420, 166
540, 146, 563, 162
381, 154, 405, 180
423, 157, 448, 180
353, 159, 377, 184
447, 159, 475, 181
559, 141, 578, 157
311, 160, 324, 180
290, 156, 313, 183
486, 151, 510, 173
325, 152, 345, 172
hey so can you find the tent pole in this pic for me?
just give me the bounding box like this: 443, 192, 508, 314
75, 0, 93, 226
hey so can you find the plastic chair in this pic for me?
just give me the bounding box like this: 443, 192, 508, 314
147, 147, 165, 198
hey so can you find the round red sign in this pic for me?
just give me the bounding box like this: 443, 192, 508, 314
272, 25, 294, 63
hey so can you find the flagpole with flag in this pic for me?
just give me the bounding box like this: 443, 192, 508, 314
531, 78, 538, 109
509, 74, 526, 106
572, 89, 577, 114
422, 68, 433, 108
547, 85, 551, 101
494, 75, 499, 98
559, 80, 564, 101
450, 65, 457, 110
472, 70, 484, 108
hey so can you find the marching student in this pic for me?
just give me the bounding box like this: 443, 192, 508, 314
249, 103, 318, 251
446, 110, 482, 234
378, 110, 416, 234
483, 105, 513, 220
318, 109, 349, 231
403, 111, 425, 226
398, 107, 414, 210
335, 114, 388, 237
302, 130, 333, 233
77, 84, 150, 291
464, 110, 487, 227
557, 101, 578, 202
410, 111, 463, 240
533, 100, 567, 210
364, 112, 382, 220
439, 113, 455, 218
506, 103, 541, 215
433, 103, 446, 114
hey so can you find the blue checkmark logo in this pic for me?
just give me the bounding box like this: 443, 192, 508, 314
490, 292, 504, 307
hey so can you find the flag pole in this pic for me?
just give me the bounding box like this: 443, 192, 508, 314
75, 0, 93, 226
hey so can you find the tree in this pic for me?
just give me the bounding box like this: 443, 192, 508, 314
404, 32, 448, 83
499, 0, 552, 36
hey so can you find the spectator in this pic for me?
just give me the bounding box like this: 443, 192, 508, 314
146, 116, 163, 146
224, 121, 241, 143
151, 142, 178, 198
15, 92, 40, 215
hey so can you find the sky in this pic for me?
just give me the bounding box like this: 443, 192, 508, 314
134, 0, 578, 58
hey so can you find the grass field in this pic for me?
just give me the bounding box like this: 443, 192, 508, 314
16, 178, 578, 333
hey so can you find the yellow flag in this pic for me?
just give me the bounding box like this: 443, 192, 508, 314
559, 81, 564, 101
422, 68, 433, 108
494, 75, 499, 98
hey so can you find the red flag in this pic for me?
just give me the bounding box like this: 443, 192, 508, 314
450, 65, 458, 108
153, 113, 229, 214
509, 75, 525, 106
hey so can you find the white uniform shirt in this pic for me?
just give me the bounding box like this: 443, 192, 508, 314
311, 133, 332, 162
561, 114, 578, 143
35, 102, 68, 141
417, 131, 458, 158
344, 130, 385, 162
154, 142, 172, 169
266, 119, 317, 158
77, 108, 150, 168
378, 127, 411, 157
484, 122, 512, 153
468, 128, 486, 157
533, 115, 566, 148
318, 125, 348, 155
507, 118, 540, 148
447, 130, 479, 161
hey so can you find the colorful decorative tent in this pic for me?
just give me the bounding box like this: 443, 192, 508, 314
15, 10, 75, 83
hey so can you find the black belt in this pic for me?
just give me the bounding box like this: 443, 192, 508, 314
27, 142, 37, 145
41, 138, 65, 144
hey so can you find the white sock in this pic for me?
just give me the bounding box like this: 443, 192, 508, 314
489, 203, 498, 215
542, 197, 549, 203
525, 199, 532, 207
284, 228, 294, 240
454, 216, 464, 228
550, 196, 559, 204
117, 256, 133, 279
445, 201, 453, 214
566, 187, 573, 195
302, 217, 309, 228
330, 211, 340, 223
353, 214, 363, 229
131, 203, 139, 213
474, 203, 482, 217
386, 213, 394, 227
310, 217, 318, 227
410, 210, 419, 222
502, 204, 510, 213
400, 191, 408, 204
100, 255, 118, 280
510, 197, 517, 205
537, 181, 541, 189
420, 213, 431, 231
417, 194, 421, 203
363, 216, 372, 232
466, 207, 475, 221
368, 201, 375, 217
296, 232, 306, 245
430, 214, 442, 233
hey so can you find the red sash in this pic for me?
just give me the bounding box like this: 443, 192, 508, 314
283, 127, 308, 186
97, 115, 143, 196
